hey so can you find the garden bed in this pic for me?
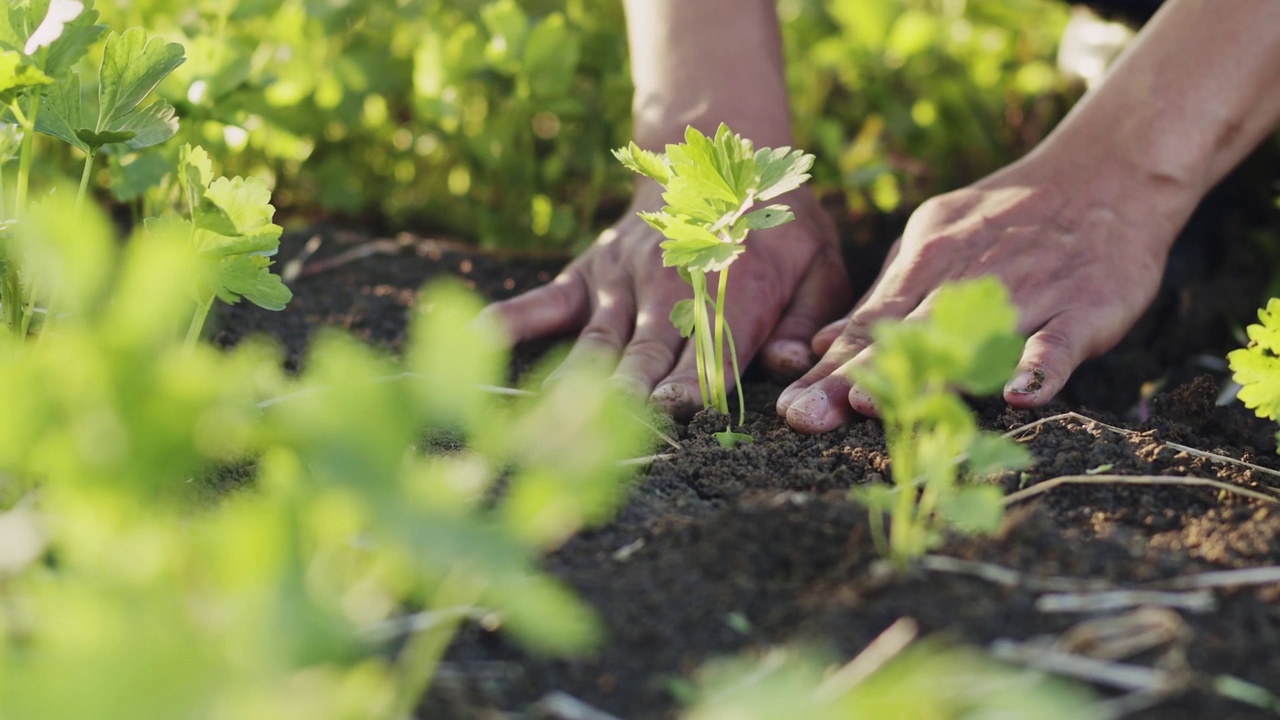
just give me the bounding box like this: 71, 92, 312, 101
219, 217, 1280, 720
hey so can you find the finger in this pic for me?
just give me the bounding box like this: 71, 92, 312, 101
759, 249, 853, 380
812, 238, 906, 356
544, 287, 636, 384
1004, 313, 1092, 409
811, 317, 846, 357
482, 272, 587, 346
649, 337, 704, 421
611, 301, 684, 399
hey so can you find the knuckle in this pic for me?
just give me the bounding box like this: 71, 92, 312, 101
624, 337, 675, 367
578, 323, 623, 347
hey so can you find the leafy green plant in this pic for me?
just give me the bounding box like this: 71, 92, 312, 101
0, 195, 651, 717
850, 277, 1031, 565
1228, 297, 1280, 447
615, 123, 813, 440
683, 640, 1096, 719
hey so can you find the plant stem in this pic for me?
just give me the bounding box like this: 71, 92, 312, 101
75, 152, 94, 210
185, 296, 215, 349
693, 273, 723, 413
713, 268, 730, 415
389, 569, 480, 720
14, 95, 39, 216
887, 418, 918, 566
724, 322, 746, 426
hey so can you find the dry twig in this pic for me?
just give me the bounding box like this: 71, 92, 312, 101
1003, 474, 1278, 506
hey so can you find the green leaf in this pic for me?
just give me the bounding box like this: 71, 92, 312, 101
670, 298, 695, 338
0, 49, 51, 104
1229, 298, 1280, 422
33, 68, 88, 152
521, 13, 579, 98
612, 142, 669, 185
197, 176, 280, 239
935, 485, 1005, 535
714, 429, 754, 448
742, 204, 794, 231
75, 127, 133, 151
209, 254, 291, 310
106, 99, 178, 149
965, 434, 1033, 477
755, 146, 814, 201
96, 28, 184, 133
38, 3, 103, 80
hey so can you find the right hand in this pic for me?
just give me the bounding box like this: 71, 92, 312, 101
483, 180, 853, 419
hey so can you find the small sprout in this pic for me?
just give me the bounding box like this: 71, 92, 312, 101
714, 427, 754, 449
851, 277, 1032, 565
615, 124, 814, 427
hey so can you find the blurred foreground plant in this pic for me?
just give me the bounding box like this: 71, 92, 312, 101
851, 277, 1031, 565
0, 206, 650, 717
683, 636, 1096, 720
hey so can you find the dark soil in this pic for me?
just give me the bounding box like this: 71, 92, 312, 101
218, 199, 1280, 719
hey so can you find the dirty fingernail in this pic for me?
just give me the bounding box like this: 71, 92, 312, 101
651, 382, 699, 420
787, 388, 831, 425
1005, 367, 1046, 396
777, 383, 807, 412
764, 340, 812, 378
849, 385, 878, 416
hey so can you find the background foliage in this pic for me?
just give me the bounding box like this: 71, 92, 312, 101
66, 0, 1076, 249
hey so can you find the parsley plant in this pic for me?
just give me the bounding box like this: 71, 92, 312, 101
614, 124, 813, 432
851, 277, 1032, 565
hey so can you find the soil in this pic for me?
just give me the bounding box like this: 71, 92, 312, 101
218, 193, 1280, 719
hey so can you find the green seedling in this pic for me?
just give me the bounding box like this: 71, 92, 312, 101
1228, 297, 1280, 447
146, 144, 292, 348
614, 123, 814, 444
850, 277, 1032, 565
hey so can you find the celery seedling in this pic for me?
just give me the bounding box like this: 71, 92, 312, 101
851, 277, 1032, 565
614, 124, 813, 436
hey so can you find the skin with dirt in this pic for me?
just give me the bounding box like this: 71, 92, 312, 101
218, 203, 1280, 719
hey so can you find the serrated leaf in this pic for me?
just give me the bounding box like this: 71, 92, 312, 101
742, 204, 794, 231
96, 28, 184, 133
1230, 346, 1280, 421
33, 69, 88, 151
106, 99, 178, 149
612, 141, 669, 185
670, 299, 695, 338
210, 254, 291, 310
23, 0, 83, 54
755, 146, 815, 202
197, 176, 280, 239
39, 3, 102, 80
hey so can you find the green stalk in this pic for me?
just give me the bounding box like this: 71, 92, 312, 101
14, 95, 39, 216
887, 416, 919, 566
389, 569, 481, 720
75, 152, 95, 210
693, 273, 723, 413
712, 268, 730, 415
724, 322, 747, 426
689, 271, 712, 409
185, 296, 214, 349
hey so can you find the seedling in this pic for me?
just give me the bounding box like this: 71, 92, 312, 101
614, 124, 814, 444
850, 277, 1032, 565
1228, 297, 1280, 447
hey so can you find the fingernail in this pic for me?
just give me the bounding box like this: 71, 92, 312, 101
651, 383, 699, 420
777, 383, 807, 412
787, 388, 831, 425
765, 340, 812, 378
609, 375, 649, 400
1005, 367, 1046, 396
849, 385, 878, 416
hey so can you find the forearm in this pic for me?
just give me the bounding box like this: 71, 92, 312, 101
1035, 0, 1280, 206
623, 0, 793, 150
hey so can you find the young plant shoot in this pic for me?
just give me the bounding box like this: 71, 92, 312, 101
1228, 298, 1280, 448
614, 124, 814, 444
850, 277, 1032, 566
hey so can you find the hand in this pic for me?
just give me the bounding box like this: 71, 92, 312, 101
484, 180, 852, 419
775, 155, 1196, 434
